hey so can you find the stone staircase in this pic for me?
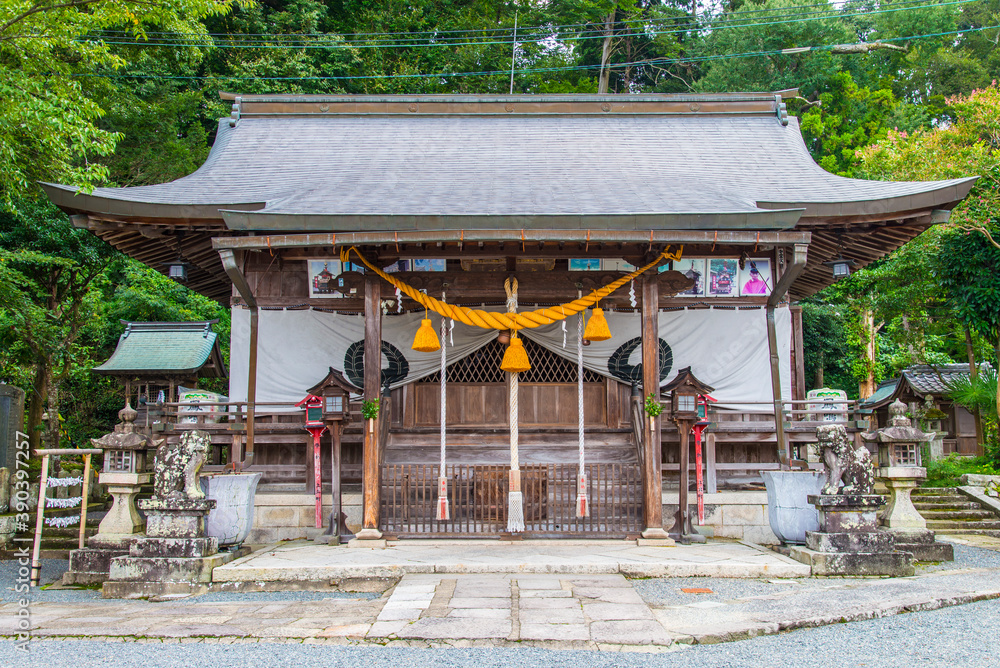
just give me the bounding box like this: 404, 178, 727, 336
912, 487, 1000, 537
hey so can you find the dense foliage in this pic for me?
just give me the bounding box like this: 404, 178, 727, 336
1, 0, 998, 449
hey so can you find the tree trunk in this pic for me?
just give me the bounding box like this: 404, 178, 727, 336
814, 351, 825, 389
26, 363, 46, 453
598, 10, 615, 94
965, 325, 985, 447
45, 365, 62, 475
859, 309, 877, 400
45, 365, 60, 450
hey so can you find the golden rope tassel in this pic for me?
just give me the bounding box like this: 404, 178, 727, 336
500, 333, 531, 373
583, 306, 612, 342
412, 309, 441, 353
500, 277, 531, 372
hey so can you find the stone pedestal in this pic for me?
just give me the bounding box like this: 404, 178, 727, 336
100, 472, 150, 535
348, 527, 387, 549
103, 497, 245, 598
789, 495, 914, 577
879, 468, 926, 530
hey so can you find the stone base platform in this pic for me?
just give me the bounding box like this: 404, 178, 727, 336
62, 535, 139, 586
788, 545, 915, 576
103, 547, 249, 599
889, 529, 955, 562
212, 538, 811, 583
787, 494, 915, 576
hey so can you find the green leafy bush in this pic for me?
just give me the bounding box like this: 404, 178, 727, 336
361, 399, 380, 421
923, 454, 998, 488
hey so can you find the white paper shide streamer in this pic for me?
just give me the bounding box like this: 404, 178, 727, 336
47, 477, 84, 487
45, 496, 82, 509
45, 515, 80, 528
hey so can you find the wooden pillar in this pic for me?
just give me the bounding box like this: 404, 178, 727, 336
358, 274, 383, 539
791, 305, 805, 401
705, 432, 717, 494
246, 306, 258, 465
640, 273, 669, 540
672, 418, 694, 540
328, 422, 343, 541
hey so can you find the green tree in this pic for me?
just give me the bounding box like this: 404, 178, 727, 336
0, 0, 243, 205
0, 200, 119, 450
858, 84, 1000, 417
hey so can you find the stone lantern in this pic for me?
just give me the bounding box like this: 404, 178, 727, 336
861, 399, 953, 561
63, 403, 160, 585
91, 403, 157, 539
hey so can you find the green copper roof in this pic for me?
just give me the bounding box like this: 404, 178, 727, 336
860, 379, 899, 409
93, 321, 226, 378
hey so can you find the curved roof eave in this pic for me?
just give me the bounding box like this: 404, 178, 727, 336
40, 182, 265, 221
759, 177, 978, 219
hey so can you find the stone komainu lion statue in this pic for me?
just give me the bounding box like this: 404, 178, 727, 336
817, 424, 875, 496
152, 430, 208, 500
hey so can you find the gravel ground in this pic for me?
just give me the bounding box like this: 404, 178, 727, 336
2, 597, 998, 668
1, 559, 76, 603
632, 542, 1000, 607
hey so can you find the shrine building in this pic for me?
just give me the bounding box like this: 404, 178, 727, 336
43, 91, 975, 543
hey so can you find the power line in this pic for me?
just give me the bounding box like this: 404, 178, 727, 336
66, 24, 999, 83
82, 1, 898, 41
79, 0, 975, 51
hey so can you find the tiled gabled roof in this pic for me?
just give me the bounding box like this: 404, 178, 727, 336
93, 321, 227, 378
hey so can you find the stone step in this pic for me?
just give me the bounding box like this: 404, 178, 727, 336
910, 495, 969, 506
913, 502, 981, 511
914, 487, 959, 494
918, 509, 997, 520
926, 519, 1000, 530
935, 529, 1000, 538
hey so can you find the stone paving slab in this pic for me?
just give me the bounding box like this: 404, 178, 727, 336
8, 557, 1000, 652
649, 568, 1000, 644
212, 539, 810, 581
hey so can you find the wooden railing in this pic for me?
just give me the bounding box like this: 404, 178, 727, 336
654, 398, 869, 489
381, 462, 643, 537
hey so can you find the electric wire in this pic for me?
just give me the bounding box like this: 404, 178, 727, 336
78, 0, 976, 51
65, 24, 1000, 83
78, 0, 975, 42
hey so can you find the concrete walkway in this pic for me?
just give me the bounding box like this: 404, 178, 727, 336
5, 567, 1000, 650
5, 537, 1000, 652
212, 539, 811, 581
